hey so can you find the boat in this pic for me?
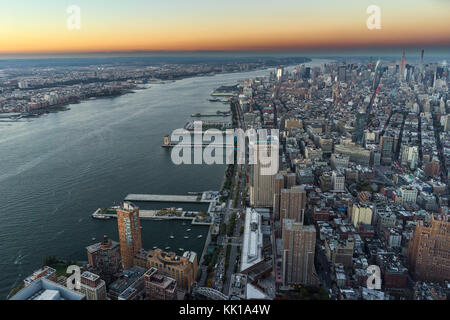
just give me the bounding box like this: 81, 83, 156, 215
169, 233, 175, 239
184, 236, 189, 239
165, 247, 171, 250
179, 248, 184, 252
92, 237, 96, 241
153, 246, 158, 249
208, 98, 221, 102
197, 235, 203, 239
91, 214, 111, 220
186, 229, 192, 232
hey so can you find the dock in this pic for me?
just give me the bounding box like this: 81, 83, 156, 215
92, 208, 213, 225
125, 194, 211, 203
161, 142, 234, 148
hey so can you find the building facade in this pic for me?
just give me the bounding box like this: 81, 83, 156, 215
135, 249, 198, 291
407, 216, 450, 283
117, 202, 142, 270
86, 235, 121, 282
144, 267, 177, 300
80, 271, 107, 301
282, 219, 319, 286
280, 186, 306, 226
250, 144, 276, 208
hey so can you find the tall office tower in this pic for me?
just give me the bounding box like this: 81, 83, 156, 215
282, 219, 318, 286
117, 202, 142, 270
286, 173, 297, 189
303, 67, 311, 80
408, 215, 450, 283
372, 60, 382, 90
355, 111, 366, 145
144, 267, 177, 300
338, 65, 347, 82
276, 66, 284, 81
273, 174, 286, 220
380, 135, 394, 165
420, 49, 425, 73
250, 144, 276, 208
86, 235, 122, 283
280, 186, 306, 225
80, 271, 107, 301
400, 50, 407, 80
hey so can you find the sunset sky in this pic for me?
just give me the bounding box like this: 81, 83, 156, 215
1, 0, 449, 54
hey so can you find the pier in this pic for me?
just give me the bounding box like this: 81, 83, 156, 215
92, 209, 212, 226
125, 193, 213, 203
161, 134, 234, 148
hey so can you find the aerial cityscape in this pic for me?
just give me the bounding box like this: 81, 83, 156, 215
0, 0, 449, 307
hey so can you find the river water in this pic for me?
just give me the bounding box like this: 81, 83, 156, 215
0, 58, 329, 298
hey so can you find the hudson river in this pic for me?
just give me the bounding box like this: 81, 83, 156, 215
0, 59, 328, 298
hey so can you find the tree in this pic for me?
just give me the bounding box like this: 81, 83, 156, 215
43, 256, 58, 266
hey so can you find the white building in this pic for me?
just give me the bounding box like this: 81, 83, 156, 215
332, 171, 345, 192
400, 186, 418, 204
240, 208, 263, 273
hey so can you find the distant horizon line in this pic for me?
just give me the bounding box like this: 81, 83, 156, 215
1, 46, 450, 62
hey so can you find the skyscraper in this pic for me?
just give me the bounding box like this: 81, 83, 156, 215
250, 143, 276, 208
280, 186, 306, 226
420, 49, 425, 73
380, 135, 394, 165
355, 111, 366, 145
338, 65, 347, 82
277, 66, 284, 81
400, 50, 407, 81
286, 173, 297, 189
117, 202, 142, 270
282, 219, 318, 286
407, 215, 450, 283
273, 174, 285, 220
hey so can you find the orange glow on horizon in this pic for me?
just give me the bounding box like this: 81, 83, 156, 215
1, 1, 449, 54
